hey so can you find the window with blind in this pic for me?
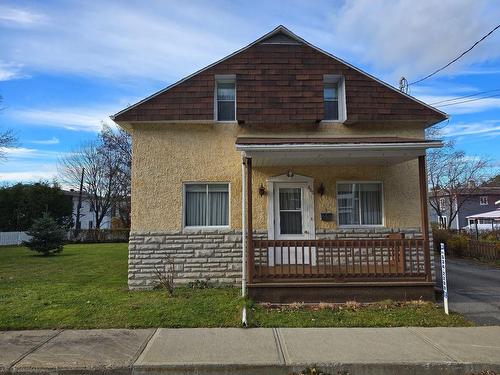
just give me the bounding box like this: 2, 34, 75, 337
216, 79, 236, 121
337, 183, 383, 226
324, 83, 339, 120
184, 183, 229, 227
323, 75, 345, 121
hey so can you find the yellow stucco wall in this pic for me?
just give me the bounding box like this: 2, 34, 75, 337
130, 122, 424, 232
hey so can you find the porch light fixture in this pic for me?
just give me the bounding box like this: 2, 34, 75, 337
318, 183, 325, 196
258, 183, 266, 197
287, 170, 294, 178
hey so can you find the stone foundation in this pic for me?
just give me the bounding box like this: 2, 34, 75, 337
128, 227, 434, 290
128, 230, 243, 290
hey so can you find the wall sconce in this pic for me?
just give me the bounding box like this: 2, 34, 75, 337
258, 183, 266, 197
287, 170, 294, 178
318, 183, 325, 196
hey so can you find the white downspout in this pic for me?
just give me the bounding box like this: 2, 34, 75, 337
241, 158, 248, 327
241, 158, 247, 297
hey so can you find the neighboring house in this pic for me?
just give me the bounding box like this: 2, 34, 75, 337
64, 190, 112, 230
464, 198, 500, 232
429, 187, 500, 230
112, 26, 447, 302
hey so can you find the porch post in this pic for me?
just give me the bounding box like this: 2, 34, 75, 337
246, 157, 254, 284
418, 155, 432, 282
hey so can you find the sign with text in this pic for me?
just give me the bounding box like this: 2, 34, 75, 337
440, 242, 449, 315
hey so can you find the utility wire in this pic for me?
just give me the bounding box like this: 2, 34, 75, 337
409, 24, 500, 85
435, 93, 500, 107
429, 89, 500, 105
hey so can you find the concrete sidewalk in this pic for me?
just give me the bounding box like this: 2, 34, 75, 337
1, 327, 499, 375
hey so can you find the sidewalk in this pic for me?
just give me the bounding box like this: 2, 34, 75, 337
1, 327, 499, 375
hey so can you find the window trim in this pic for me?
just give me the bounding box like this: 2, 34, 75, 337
336, 181, 385, 228
322, 74, 347, 123
479, 196, 488, 206
439, 197, 446, 211
439, 215, 448, 229
214, 74, 237, 123
182, 181, 231, 231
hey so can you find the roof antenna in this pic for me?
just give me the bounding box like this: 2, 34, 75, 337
399, 76, 409, 94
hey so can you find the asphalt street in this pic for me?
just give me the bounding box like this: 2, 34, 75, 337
435, 256, 500, 325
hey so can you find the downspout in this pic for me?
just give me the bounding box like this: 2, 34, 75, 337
241, 158, 247, 297
241, 157, 248, 327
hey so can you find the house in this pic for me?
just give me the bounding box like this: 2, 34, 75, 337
112, 26, 447, 302
430, 186, 500, 230
64, 190, 112, 230
464, 198, 500, 233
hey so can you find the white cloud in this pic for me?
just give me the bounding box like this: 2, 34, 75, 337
0, 147, 63, 184
416, 94, 500, 115
441, 120, 500, 138
0, 147, 66, 159
29, 137, 60, 145
9, 107, 115, 132
0, 5, 46, 26
0, 1, 246, 81
0, 0, 498, 85
330, 0, 500, 82
0, 61, 28, 81
0, 170, 58, 183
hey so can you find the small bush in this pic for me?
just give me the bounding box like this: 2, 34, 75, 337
23, 213, 66, 256
432, 227, 452, 251
447, 234, 469, 257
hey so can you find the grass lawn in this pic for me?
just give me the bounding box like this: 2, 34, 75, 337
0, 243, 472, 329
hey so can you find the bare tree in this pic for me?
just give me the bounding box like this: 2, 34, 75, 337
0, 129, 17, 161
427, 142, 490, 230
59, 140, 121, 230
0, 96, 18, 161
100, 124, 131, 228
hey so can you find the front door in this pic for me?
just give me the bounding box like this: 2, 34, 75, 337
269, 181, 315, 265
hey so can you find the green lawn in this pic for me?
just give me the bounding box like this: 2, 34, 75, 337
0, 244, 472, 329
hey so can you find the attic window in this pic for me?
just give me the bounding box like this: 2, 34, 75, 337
215, 75, 236, 121
323, 75, 346, 122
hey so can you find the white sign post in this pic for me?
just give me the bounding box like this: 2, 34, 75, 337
440, 242, 449, 315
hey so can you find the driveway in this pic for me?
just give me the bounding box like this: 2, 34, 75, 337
435, 256, 500, 325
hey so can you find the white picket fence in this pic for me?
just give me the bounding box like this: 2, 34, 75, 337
0, 231, 31, 246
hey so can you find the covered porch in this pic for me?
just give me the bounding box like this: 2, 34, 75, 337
237, 137, 442, 303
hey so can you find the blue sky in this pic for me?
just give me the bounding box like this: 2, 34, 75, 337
0, 0, 499, 184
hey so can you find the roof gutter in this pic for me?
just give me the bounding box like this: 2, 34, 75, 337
235, 141, 443, 152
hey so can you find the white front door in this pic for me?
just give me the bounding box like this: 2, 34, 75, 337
269, 180, 315, 265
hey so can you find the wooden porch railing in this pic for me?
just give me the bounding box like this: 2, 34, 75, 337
250, 238, 429, 283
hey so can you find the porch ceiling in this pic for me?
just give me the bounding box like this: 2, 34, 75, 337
235, 137, 442, 166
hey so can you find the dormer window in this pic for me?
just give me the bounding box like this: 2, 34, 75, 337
215, 75, 236, 121
323, 75, 346, 122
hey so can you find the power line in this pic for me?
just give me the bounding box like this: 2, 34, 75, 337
409, 24, 500, 86
429, 89, 500, 105
435, 93, 500, 107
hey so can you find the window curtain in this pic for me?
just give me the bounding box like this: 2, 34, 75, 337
185, 184, 207, 226
185, 184, 229, 227
360, 183, 382, 225
208, 185, 229, 226
337, 183, 360, 225
337, 183, 381, 225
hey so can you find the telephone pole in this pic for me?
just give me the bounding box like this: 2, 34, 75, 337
74, 168, 85, 237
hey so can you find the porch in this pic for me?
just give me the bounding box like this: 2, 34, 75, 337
237, 137, 440, 302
